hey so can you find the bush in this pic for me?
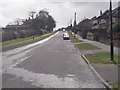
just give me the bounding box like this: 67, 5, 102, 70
113, 24, 120, 33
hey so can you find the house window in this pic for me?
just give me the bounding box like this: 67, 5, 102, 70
93, 20, 97, 23
112, 17, 115, 23
101, 19, 106, 24
93, 23, 97, 26
109, 17, 116, 25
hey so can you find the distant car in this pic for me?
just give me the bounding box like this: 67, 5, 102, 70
63, 33, 70, 40
63, 29, 66, 32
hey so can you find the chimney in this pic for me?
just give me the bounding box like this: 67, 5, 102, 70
100, 10, 102, 16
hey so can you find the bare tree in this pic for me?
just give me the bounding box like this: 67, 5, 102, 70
28, 11, 36, 19
13, 18, 24, 25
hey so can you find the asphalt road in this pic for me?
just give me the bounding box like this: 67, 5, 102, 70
2, 31, 105, 88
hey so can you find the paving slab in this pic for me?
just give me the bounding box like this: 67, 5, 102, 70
91, 64, 118, 84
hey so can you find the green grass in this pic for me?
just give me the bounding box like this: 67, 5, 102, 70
2, 32, 55, 51
68, 32, 83, 43
72, 38, 82, 43
111, 82, 120, 90
2, 36, 33, 46
85, 52, 120, 64
75, 43, 100, 50
2, 33, 52, 46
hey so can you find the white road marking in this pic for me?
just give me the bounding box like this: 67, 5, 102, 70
9, 56, 31, 69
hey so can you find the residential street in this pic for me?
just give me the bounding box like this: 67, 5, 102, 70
2, 31, 105, 88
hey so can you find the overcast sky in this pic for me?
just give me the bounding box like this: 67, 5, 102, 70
0, 0, 119, 29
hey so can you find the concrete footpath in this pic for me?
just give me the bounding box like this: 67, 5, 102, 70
76, 34, 119, 86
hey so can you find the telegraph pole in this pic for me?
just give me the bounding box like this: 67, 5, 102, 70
74, 12, 77, 37
110, 0, 114, 61
70, 19, 72, 31
70, 19, 72, 27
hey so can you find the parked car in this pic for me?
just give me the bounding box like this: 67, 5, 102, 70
63, 33, 70, 40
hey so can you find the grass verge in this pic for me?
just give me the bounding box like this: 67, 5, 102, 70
2, 32, 56, 51
68, 32, 83, 43
75, 43, 100, 50
85, 52, 120, 64
111, 82, 120, 90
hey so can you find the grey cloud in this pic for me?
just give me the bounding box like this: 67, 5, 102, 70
0, 0, 119, 28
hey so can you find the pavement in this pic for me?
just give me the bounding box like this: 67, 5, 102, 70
76, 35, 119, 55
2, 31, 105, 88
75, 34, 119, 85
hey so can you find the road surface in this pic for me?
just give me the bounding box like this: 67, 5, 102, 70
2, 31, 105, 88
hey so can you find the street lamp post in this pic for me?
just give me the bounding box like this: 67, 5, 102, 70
32, 19, 34, 40
109, 0, 114, 61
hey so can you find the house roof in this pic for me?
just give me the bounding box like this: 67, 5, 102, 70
97, 9, 109, 19
77, 18, 91, 29
96, 6, 120, 20
90, 16, 97, 20
112, 6, 120, 17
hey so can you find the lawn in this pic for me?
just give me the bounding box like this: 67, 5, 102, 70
2, 33, 52, 46
75, 43, 100, 50
72, 37, 82, 43
111, 82, 120, 90
85, 52, 120, 64
68, 31, 83, 43
2, 32, 55, 51
2, 36, 33, 46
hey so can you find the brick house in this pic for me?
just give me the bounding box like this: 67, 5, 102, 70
90, 16, 99, 29
90, 6, 120, 31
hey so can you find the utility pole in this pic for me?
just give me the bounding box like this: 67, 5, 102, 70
28, 11, 36, 40
74, 12, 77, 37
70, 19, 72, 27
70, 19, 72, 31
110, 0, 114, 61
